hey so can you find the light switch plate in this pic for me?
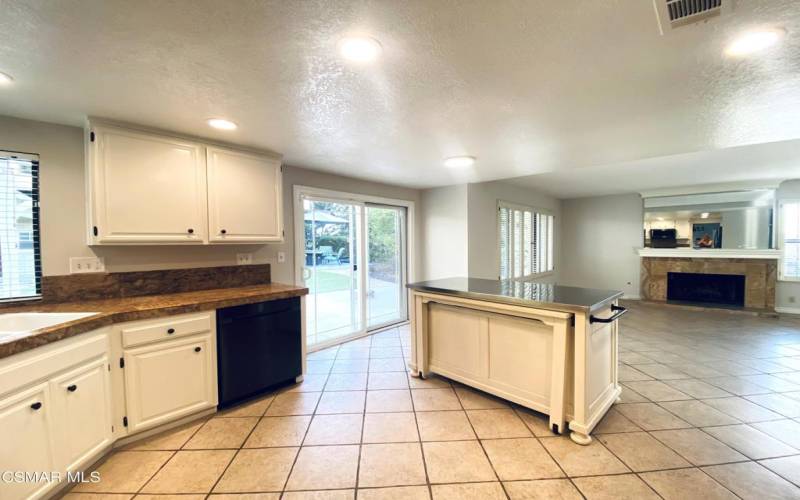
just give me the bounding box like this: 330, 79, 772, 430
70, 257, 106, 274
236, 253, 253, 265
277, 251, 286, 263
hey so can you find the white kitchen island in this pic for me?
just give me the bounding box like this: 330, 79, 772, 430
407, 278, 626, 445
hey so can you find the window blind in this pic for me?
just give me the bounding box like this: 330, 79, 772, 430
499, 202, 554, 280
0, 152, 41, 301
781, 201, 800, 280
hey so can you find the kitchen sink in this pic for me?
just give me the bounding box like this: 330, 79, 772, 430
0, 312, 98, 334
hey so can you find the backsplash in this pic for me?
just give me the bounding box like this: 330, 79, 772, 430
14, 264, 271, 305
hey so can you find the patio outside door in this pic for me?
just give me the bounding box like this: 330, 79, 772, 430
366, 205, 406, 329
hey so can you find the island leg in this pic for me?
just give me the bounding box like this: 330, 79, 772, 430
570, 431, 593, 445
408, 292, 429, 379
547, 318, 568, 435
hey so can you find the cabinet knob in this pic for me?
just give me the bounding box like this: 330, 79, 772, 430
187, 228, 194, 234
67, 384, 77, 392
194, 346, 202, 352
167, 328, 175, 334
30, 402, 42, 410
220, 229, 227, 234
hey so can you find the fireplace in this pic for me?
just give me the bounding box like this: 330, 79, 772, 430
667, 272, 745, 307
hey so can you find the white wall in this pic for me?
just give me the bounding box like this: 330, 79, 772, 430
467, 180, 560, 280
777, 179, 800, 312
420, 185, 468, 280
560, 194, 643, 297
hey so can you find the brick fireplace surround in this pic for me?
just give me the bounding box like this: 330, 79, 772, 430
640, 257, 777, 311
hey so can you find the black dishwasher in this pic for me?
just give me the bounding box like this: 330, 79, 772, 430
216, 297, 302, 408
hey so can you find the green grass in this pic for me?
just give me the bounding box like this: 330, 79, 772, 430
309, 268, 352, 294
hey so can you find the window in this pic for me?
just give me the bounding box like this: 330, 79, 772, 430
0, 152, 41, 301
780, 200, 800, 281
499, 201, 554, 279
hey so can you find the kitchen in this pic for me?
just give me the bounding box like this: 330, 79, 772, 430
2, 1, 800, 499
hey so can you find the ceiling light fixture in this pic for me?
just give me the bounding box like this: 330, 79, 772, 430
443, 156, 476, 168
0, 72, 14, 85
207, 118, 238, 130
338, 36, 382, 63
725, 29, 785, 57
700, 212, 710, 219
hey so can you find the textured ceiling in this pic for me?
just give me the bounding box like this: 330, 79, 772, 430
1, 0, 799, 190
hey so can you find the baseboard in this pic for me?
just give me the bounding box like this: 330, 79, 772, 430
775, 306, 800, 315
622, 295, 641, 300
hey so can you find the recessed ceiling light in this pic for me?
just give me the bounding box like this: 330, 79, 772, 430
443, 156, 476, 168
0, 72, 13, 85
338, 36, 382, 63
700, 212, 710, 219
207, 118, 237, 130
725, 29, 785, 57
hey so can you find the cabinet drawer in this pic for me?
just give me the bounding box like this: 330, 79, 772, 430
121, 312, 213, 348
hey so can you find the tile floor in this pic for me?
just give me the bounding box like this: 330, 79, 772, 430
65, 302, 800, 499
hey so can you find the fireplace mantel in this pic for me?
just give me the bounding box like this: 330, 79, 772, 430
637, 248, 781, 260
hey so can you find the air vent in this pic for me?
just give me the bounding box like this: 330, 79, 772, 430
653, 0, 731, 34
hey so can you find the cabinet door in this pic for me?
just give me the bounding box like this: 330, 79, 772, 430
50, 358, 113, 473
0, 384, 56, 500
123, 334, 216, 433
88, 124, 208, 244
206, 147, 283, 242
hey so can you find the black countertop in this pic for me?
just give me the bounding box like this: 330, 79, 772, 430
407, 277, 623, 314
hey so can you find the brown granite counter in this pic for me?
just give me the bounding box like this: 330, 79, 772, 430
0, 282, 308, 359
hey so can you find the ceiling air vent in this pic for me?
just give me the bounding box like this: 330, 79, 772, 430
653, 0, 731, 34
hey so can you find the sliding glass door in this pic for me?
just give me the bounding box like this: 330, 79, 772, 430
299, 192, 408, 350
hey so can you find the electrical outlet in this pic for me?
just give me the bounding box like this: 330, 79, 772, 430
277, 251, 286, 263
70, 257, 106, 274
236, 253, 253, 265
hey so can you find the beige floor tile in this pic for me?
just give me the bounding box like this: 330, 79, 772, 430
140, 450, 235, 494
702, 376, 772, 396
331, 358, 369, 373
503, 479, 583, 500
597, 432, 689, 471
281, 490, 355, 500
752, 418, 800, 449
368, 358, 407, 372
619, 364, 655, 382
134, 495, 206, 499
623, 381, 692, 401
703, 424, 798, 459
703, 462, 800, 500
407, 374, 451, 389
467, 409, 531, 439
745, 393, 800, 418
640, 468, 737, 500
325, 372, 368, 391
741, 374, 800, 392
632, 363, 690, 380
664, 379, 732, 399
613, 402, 691, 430
760, 455, 800, 487
213, 448, 297, 493
593, 407, 642, 434
72, 451, 173, 493
362, 412, 419, 443
123, 421, 205, 451
209, 494, 281, 499
422, 441, 496, 483
306, 359, 334, 374
616, 386, 649, 403
358, 485, 430, 500
316, 390, 366, 414
62, 494, 133, 500
702, 396, 784, 422
304, 414, 363, 445
370, 347, 403, 358
430, 482, 506, 499
358, 443, 427, 487
285, 445, 360, 490
411, 388, 462, 411
540, 437, 630, 477
216, 396, 275, 418
244, 416, 311, 448
454, 386, 510, 409
287, 374, 329, 393
482, 438, 563, 480
265, 391, 321, 416
367, 389, 413, 412
183, 417, 258, 449
336, 348, 371, 360
415, 410, 476, 441
572, 474, 660, 500
515, 408, 559, 437
658, 400, 740, 427
368, 372, 410, 390
649, 429, 746, 465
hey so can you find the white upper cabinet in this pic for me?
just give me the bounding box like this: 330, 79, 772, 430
207, 147, 283, 242
86, 121, 284, 245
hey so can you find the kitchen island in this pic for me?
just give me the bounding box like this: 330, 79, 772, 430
407, 277, 625, 445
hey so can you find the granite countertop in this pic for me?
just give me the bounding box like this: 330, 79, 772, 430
407, 277, 623, 314
0, 282, 308, 359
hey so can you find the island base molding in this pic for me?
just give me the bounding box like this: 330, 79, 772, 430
408, 290, 621, 445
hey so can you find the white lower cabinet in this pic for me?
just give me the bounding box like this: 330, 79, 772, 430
123, 332, 216, 433
0, 384, 56, 500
